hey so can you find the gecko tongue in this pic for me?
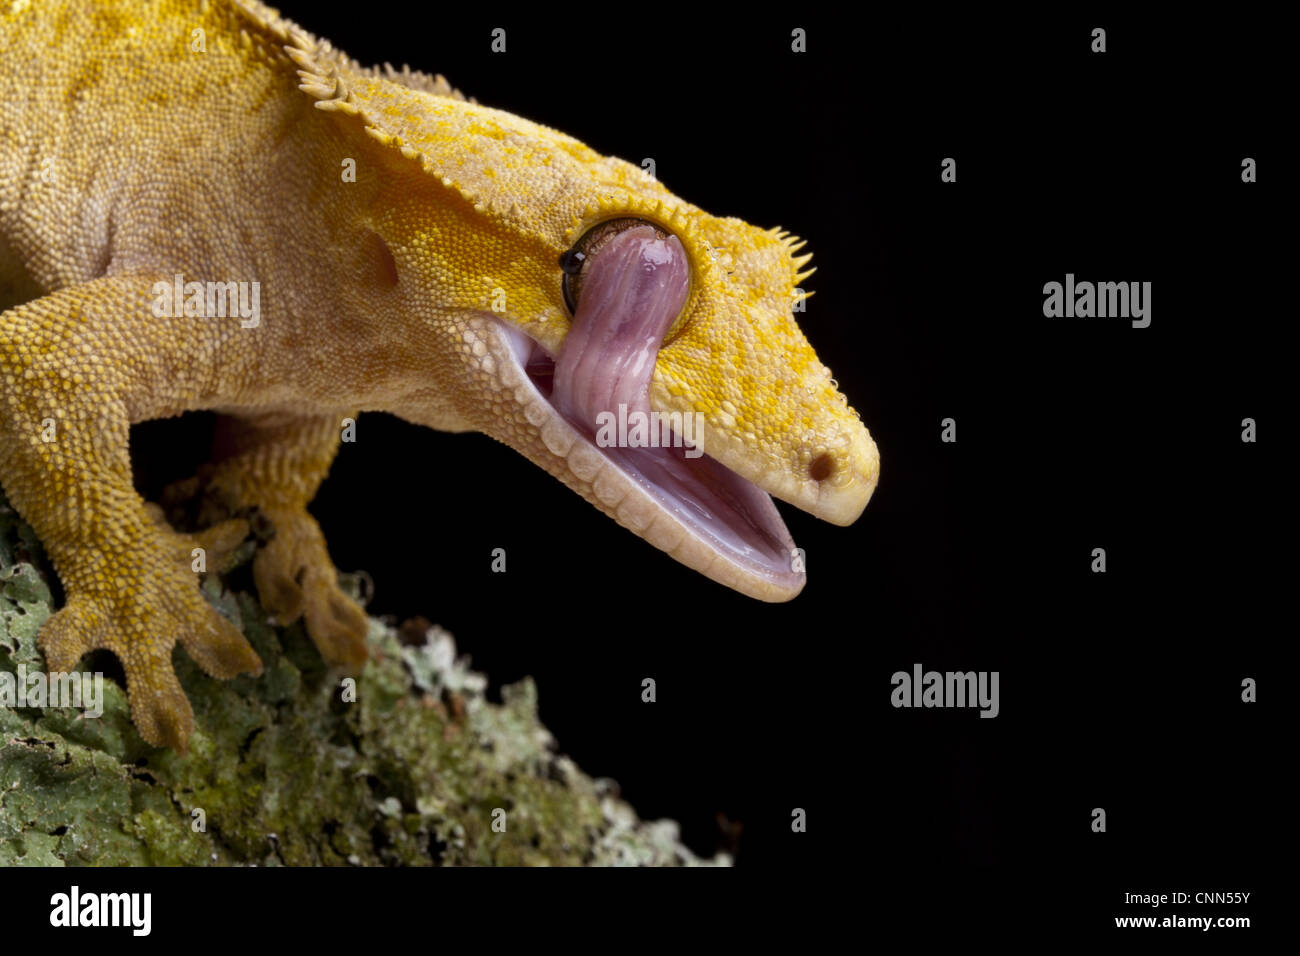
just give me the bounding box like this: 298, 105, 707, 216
553, 225, 689, 427
548, 224, 799, 582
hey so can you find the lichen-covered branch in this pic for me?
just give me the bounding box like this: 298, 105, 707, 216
0, 495, 725, 866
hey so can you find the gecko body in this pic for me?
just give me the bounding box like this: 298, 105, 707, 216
0, 0, 879, 750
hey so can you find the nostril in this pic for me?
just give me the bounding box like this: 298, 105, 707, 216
809, 453, 834, 482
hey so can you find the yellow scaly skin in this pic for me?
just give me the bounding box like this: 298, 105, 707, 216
0, 0, 880, 751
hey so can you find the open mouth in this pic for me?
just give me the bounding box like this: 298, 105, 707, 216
491, 225, 803, 598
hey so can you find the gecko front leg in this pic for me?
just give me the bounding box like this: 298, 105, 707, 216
0, 276, 264, 752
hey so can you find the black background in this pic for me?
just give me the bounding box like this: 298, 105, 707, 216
114, 3, 1279, 928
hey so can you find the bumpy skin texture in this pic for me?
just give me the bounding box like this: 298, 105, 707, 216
0, 0, 879, 751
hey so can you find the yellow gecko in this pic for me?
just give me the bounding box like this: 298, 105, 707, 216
0, 0, 879, 751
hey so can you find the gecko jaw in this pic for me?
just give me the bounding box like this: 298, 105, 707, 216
489, 316, 806, 602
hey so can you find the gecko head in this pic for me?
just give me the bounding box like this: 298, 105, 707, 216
539, 199, 882, 529
358, 89, 879, 600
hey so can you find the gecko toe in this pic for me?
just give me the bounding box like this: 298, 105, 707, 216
252, 552, 307, 623
302, 577, 369, 670
191, 517, 252, 572
36, 597, 107, 673
176, 599, 264, 680
124, 656, 195, 754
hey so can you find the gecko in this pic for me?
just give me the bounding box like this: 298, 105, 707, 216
0, 0, 880, 752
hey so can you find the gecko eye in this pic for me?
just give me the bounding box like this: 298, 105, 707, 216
560, 217, 671, 315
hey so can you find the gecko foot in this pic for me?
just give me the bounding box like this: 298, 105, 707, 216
37, 526, 264, 753
252, 506, 369, 671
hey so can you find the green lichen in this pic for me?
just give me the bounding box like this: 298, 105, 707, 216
0, 494, 725, 866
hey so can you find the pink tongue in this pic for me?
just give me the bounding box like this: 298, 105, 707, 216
553, 225, 690, 431
546, 223, 796, 572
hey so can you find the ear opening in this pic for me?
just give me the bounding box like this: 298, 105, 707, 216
361, 229, 400, 288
